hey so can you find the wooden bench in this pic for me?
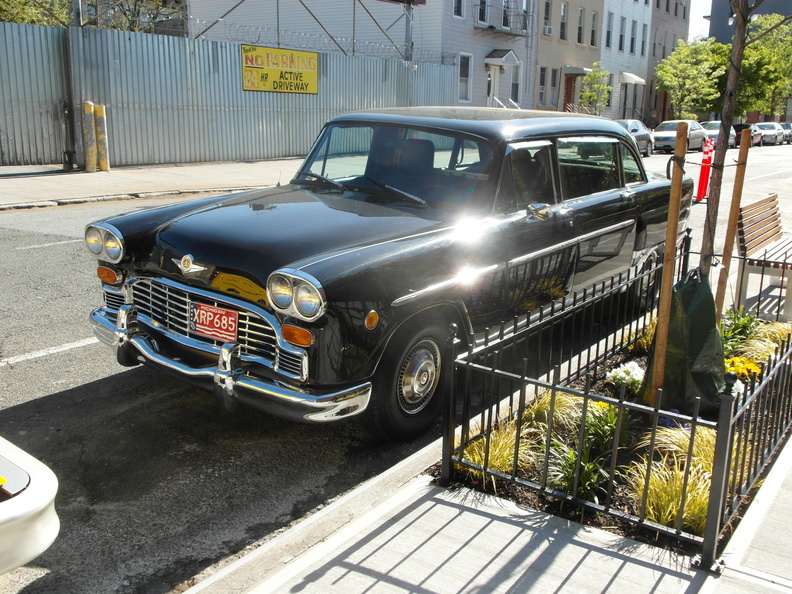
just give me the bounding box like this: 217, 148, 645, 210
736, 194, 792, 319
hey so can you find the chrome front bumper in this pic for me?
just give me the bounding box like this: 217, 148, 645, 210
90, 305, 371, 422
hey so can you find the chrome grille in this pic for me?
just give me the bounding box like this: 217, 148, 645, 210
111, 278, 304, 379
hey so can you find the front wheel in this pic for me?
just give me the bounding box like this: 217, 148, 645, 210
365, 322, 448, 441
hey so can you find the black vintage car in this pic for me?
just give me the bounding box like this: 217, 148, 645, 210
85, 107, 692, 440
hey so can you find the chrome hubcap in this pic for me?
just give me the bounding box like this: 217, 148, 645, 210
397, 339, 440, 414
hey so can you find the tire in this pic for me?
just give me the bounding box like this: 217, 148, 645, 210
365, 321, 449, 441
643, 142, 653, 157
630, 248, 662, 312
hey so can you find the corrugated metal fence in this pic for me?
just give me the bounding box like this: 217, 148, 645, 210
0, 22, 456, 167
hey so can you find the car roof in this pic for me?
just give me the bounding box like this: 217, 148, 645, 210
328, 106, 632, 145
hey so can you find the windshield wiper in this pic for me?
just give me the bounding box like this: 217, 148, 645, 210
358, 176, 428, 209
295, 171, 347, 192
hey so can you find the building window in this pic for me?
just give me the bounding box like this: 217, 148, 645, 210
662, 31, 668, 58
511, 63, 521, 103
641, 23, 647, 56
619, 17, 626, 51
653, 27, 658, 57
590, 12, 598, 46
577, 8, 585, 43
459, 54, 471, 102
630, 20, 637, 53
543, 0, 552, 27
478, 0, 487, 22
502, 0, 510, 28
674, 0, 679, 16
538, 67, 547, 105
560, 2, 568, 40
550, 68, 559, 106
605, 12, 613, 48
453, 0, 463, 18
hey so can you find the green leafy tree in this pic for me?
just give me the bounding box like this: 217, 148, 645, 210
747, 14, 792, 117
655, 38, 725, 119
704, 41, 780, 115
0, 0, 68, 26
579, 62, 612, 116
0, 0, 183, 32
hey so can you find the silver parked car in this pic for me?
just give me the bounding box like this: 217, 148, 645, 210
653, 120, 708, 153
700, 121, 736, 148
781, 123, 792, 144
615, 119, 654, 157
755, 122, 785, 145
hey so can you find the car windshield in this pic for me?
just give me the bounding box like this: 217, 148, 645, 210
756, 124, 775, 130
701, 122, 720, 130
654, 122, 678, 132
295, 123, 496, 214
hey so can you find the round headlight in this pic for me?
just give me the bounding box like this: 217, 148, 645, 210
85, 227, 104, 255
104, 233, 122, 261
268, 274, 293, 309
295, 283, 322, 318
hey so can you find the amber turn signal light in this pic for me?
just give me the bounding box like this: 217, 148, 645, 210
97, 266, 123, 285
364, 310, 379, 330
282, 325, 314, 347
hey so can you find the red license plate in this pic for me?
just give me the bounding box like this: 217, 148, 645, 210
190, 303, 238, 342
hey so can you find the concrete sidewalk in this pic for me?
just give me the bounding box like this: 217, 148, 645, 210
0, 159, 302, 210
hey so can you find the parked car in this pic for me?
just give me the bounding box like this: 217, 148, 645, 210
653, 120, 708, 153
733, 123, 763, 147
0, 436, 59, 574
700, 121, 736, 148
85, 108, 693, 440
755, 122, 785, 145
781, 123, 792, 144
615, 119, 654, 157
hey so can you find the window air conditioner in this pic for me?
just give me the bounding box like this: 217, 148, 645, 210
543, 25, 553, 36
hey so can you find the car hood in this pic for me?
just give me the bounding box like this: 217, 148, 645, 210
135, 185, 445, 289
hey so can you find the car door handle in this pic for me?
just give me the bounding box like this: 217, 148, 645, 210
620, 190, 635, 201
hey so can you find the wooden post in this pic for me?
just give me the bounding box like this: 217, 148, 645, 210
714, 129, 751, 321
650, 123, 688, 406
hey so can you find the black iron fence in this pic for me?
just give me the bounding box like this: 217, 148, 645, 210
439, 238, 792, 570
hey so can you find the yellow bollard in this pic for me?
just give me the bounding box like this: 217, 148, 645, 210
82, 102, 97, 173
94, 104, 110, 172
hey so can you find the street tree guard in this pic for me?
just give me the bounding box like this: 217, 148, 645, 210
650, 123, 688, 405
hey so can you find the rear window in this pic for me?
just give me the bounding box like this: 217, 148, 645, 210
655, 122, 678, 131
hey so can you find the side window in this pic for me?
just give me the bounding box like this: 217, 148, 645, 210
621, 143, 644, 184
557, 137, 619, 199
497, 142, 556, 211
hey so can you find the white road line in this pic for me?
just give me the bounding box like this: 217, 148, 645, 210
0, 337, 99, 367
15, 239, 83, 250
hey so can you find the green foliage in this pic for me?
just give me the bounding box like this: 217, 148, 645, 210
705, 40, 783, 116
586, 400, 636, 454
547, 441, 609, 504
655, 38, 725, 119
747, 14, 792, 117
579, 62, 612, 115
0, 0, 184, 32
455, 417, 540, 493
0, 0, 68, 26
720, 307, 761, 358
624, 454, 710, 536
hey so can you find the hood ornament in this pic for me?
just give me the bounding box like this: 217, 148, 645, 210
173, 254, 207, 274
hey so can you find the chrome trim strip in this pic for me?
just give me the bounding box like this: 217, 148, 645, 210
391, 220, 635, 306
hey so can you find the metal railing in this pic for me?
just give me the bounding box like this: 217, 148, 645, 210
439, 238, 792, 569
